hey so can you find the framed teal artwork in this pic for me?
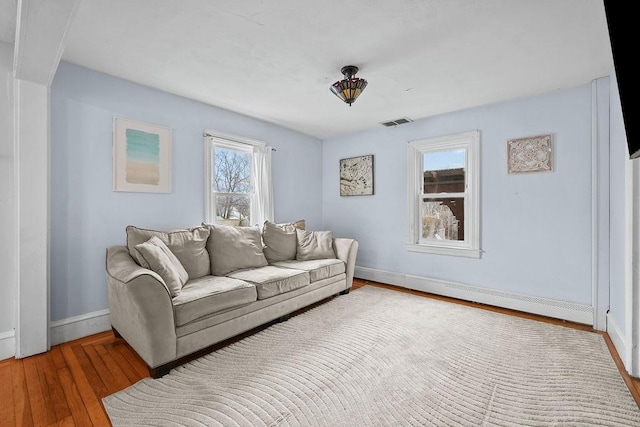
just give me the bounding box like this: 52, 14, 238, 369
113, 117, 172, 193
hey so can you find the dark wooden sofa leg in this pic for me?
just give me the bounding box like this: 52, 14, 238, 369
276, 313, 291, 323
112, 326, 122, 339
150, 363, 172, 379
340, 288, 350, 295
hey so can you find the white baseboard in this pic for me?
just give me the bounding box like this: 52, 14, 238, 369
607, 313, 629, 370
355, 266, 593, 325
0, 330, 15, 361
50, 309, 111, 346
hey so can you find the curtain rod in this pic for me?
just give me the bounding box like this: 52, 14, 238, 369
203, 132, 276, 151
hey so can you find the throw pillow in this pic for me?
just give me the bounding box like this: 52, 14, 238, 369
296, 229, 336, 261
126, 225, 211, 279
135, 236, 189, 297
262, 219, 305, 263
205, 224, 268, 276
286, 219, 306, 230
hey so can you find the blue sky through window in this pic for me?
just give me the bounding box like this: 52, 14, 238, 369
423, 149, 465, 172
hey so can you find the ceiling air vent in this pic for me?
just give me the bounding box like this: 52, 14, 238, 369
380, 117, 413, 127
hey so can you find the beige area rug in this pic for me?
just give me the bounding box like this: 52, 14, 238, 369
103, 286, 640, 426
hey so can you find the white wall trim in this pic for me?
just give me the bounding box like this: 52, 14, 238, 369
355, 266, 593, 325
591, 79, 600, 329
14, 79, 50, 358
591, 77, 611, 332
49, 309, 111, 346
0, 330, 15, 361
624, 156, 635, 373
629, 158, 640, 376
607, 312, 627, 368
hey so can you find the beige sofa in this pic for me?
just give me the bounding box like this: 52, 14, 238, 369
105, 221, 359, 377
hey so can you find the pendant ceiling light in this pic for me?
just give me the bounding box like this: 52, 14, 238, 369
330, 65, 368, 106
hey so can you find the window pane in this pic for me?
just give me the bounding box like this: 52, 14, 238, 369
420, 197, 464, 241
423, 150, 466, 193
215, 194, 251, 226
214, 147, 251, 193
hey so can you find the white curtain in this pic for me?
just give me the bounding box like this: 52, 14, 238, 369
251, 145, 274, 227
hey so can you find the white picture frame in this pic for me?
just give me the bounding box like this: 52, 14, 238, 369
113, 117, 172, 193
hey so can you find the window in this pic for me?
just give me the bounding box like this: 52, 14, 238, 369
204, 132, 273, 227
407, 130, 480, 258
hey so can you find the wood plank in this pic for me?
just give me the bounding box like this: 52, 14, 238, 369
61, 331, 113, 348
57, 366, 95, 427
56, 415, 76, 426
0, 358, 14, 368
70, 344, 109, 399
11, 359, 33, 427
22, 356, 53, 426
602, 332, 640, 408
96, 343, 139, 388
61, 346, 111, 426
36, 352, 71, 421
101, 342, 143, 384
0, 362, 16, 426
116, 344, 149, 379
81, 334, 116, 348
50, 347, 67, 370
83, 344, 121, 395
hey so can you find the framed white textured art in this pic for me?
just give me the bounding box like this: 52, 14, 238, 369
340, 154, 374, 196
506, 134, 553, 174
113, 118, 172, 193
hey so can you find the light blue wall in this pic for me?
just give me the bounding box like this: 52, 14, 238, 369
50, 62, 323, 321
609, 70, 627, 335
323, 84, 594, 304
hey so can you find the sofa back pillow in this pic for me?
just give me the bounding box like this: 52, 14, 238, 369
135, 236, 189, 297
296, 229, 336, 261
262, 219, 305, 263
126, 225, 211, 279
205, 224, 268, 276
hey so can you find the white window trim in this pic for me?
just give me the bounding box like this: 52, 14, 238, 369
203, 130, 265, 224
406, 130, 480, 258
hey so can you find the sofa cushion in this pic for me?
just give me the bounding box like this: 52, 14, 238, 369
206, 224, 268, 276
227, 266, 309, 300
271, 259, 345, 283
172, 276, 257, 326
127, 225, 211, 279
135, 236, 189, 297
262, 220, 305, 263
296, 229, 336, 261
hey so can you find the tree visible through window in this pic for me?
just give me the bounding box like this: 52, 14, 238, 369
205, 133, 273, 228
407, 131, 480, 258
421, 150, 465, 242
214, 147, 251, 226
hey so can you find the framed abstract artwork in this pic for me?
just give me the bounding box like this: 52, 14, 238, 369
340, 154, 374, 196
113, 118, 172, 193
506, 134, 553, 174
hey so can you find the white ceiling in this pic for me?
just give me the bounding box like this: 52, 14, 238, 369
2, 0, 613, 139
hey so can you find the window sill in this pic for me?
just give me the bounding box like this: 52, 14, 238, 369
406, 244, 481, 259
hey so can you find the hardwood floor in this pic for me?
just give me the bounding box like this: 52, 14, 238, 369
1, 278, 638, 425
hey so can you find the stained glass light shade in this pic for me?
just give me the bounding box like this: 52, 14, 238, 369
330, 65, 368, 106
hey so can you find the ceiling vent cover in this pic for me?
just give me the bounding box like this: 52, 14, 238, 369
380, 117, 413, 127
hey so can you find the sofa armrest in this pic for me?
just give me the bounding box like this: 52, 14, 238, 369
333, 238, 359, 289
106, 246, 177, 368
